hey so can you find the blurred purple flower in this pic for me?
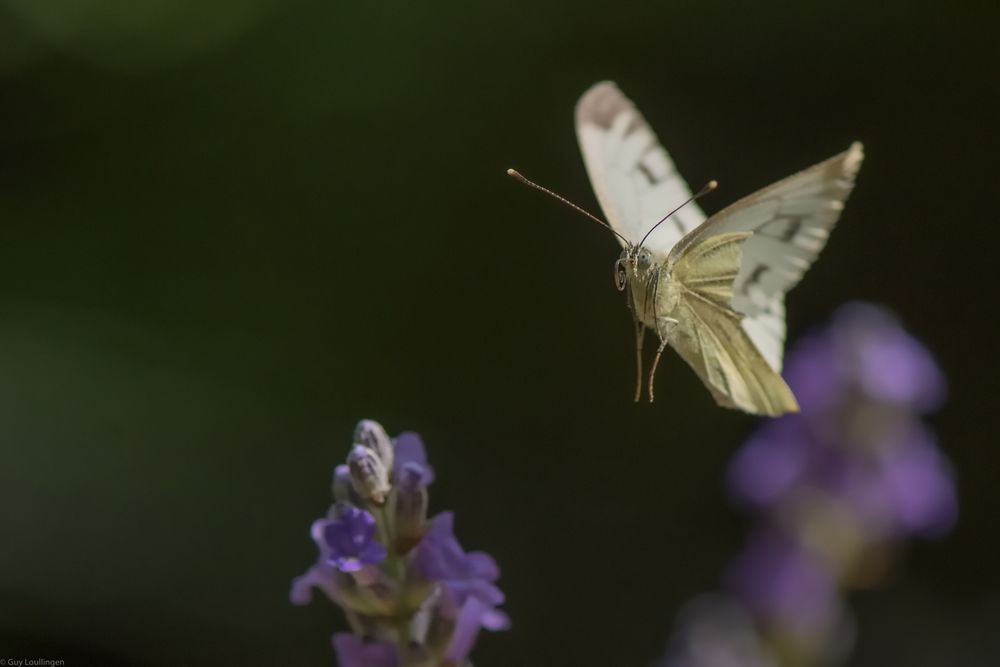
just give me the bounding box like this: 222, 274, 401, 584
837, 303, 946, 410
667, 303, 956, 666
317, 506, 387, 573
781, 332, 843, 413
880, 430, 958, 536
726, 532, 840, 634
729, 303, 956, 544
332, 633, 398, 667
783, 303, 946, 413
728, 417, 814, 507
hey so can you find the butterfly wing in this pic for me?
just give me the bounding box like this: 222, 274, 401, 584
575, 81, 707, 253
665, 232, 799, 416
669, 143, 864, 371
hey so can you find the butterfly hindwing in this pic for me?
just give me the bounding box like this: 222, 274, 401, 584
666, 231, 800, 416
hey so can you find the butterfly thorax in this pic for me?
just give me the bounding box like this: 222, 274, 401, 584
621, 247, 679, 334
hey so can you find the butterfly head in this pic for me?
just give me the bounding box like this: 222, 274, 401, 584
614, 246, 655, 291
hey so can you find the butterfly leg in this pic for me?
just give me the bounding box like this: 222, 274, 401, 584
648, 337, 668, 403
633, 321, 645, 402
647, 318, 679, 403
640, 269, 663, 402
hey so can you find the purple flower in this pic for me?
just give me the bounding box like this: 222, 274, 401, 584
292, 420, 507, 665
834, 303, 946, 410
414, 511, 509, 662
726, 533, 840, 635
880, 430, 957, 537
728, 417, 814, 507
394, 431, 435, 485
444, 595, 512, 665
332, 633, 398, 667
415, 512, 506, 610
784, 303, 947, 414
667, 304, 955, 666
289, 560, 341, 606
782, 332, 844, 413
394, 462, 430, 546
317, 506, 387, 573
729, 303, 956, 543
291, 506, 351, 606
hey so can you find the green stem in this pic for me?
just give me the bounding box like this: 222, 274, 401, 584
375, 504, 411, 646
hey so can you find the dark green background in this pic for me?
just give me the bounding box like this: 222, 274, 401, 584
1, 0, 998, 664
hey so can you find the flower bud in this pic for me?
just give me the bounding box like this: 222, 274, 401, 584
354, 419, 394, 473
394, 462, 429, 549
348, 444, 391, 505
331, 464, 354, 503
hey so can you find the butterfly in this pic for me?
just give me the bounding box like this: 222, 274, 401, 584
511, 81, 863, 416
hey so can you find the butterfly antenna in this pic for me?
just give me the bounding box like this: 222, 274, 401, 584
507, 169, 631, 246
637, 180, 718, 250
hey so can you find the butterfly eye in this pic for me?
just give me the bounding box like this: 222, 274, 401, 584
614, 259, 628, 291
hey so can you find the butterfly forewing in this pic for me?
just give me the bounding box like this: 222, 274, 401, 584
575, 81, 707, 254
671, 143, 864, 372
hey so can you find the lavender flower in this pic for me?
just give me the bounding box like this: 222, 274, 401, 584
444, 595, 511, 665
725, 532, 843, 637
332, 633, 399, 667
291, 419, 508, 666
393, 431, 435, 485
666, 303, 957, 666
415, 512, 507, 612
316, 506, 388, 573
413, 512, 510, 663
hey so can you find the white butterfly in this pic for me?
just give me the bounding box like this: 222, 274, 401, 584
515, 81, 863, 416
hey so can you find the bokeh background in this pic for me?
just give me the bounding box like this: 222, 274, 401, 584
1, 0, 998, 665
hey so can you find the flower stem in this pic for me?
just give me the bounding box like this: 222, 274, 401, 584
375, 504, 412, 646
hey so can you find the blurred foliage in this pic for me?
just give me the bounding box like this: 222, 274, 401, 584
1, 0, 277, 68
